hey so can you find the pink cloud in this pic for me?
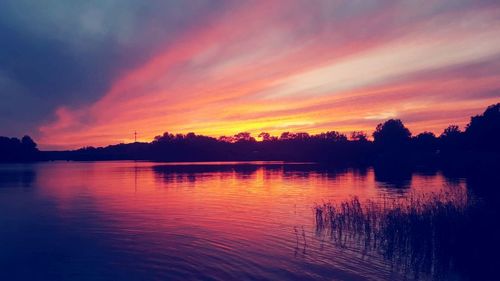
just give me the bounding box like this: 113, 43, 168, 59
38, 2, 500, 149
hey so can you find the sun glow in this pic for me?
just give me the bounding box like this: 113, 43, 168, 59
37, 2, 500, 149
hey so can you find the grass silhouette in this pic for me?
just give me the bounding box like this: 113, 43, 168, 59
314, 190, 498, 279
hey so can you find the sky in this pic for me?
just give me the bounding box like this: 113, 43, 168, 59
1, 0, 500, 150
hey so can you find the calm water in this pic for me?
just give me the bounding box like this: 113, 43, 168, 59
0, 161, 467, 281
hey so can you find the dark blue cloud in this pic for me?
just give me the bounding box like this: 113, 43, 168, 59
0, 0, 229, 137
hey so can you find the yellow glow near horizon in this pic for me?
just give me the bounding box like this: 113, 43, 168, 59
37, 3, 500, 149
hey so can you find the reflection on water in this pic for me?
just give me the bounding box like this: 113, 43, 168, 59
314, 190, 474, 280
0, 161, 470, 280
0, 164, 36, 188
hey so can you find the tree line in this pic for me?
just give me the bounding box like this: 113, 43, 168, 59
1, 103, 499, 169
0, 135, 39, 162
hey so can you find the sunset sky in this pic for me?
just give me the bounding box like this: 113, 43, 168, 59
1, 1, 500, 149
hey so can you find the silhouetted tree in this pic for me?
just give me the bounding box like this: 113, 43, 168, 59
413, 132, 437, 149
350, 131, 368, 142
0, 135, 39, 162
185, 132, 196, 139
7, 103, 497, 169
439, 125, 463, 151
314, 131, 348, 142
21, 135, 37, 151
295, 132, 310, 140
441, 125, 461, 138
279, 132, 295, 140
465, 103, 500, 149
258, 132, 271, 141
326, 131, 348, 142
154, 132, 175, 142
373, 119, 411, 148
218, 136, 235, 143
234, 132, 255, 142
411, 132, 438, 165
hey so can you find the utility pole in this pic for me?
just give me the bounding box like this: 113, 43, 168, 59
134, 131, 137, 143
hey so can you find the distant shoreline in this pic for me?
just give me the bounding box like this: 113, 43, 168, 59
1, 103, 499, 173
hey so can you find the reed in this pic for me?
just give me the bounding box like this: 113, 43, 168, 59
314, 189, 498, 279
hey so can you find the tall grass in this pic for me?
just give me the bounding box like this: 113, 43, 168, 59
314, 190, 499, 280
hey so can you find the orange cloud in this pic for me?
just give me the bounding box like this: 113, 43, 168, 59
39, 3, 500, 149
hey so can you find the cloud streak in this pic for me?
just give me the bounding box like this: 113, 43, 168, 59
2, 1, 499, 149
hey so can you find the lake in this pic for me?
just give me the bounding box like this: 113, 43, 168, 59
0, 161, 473, 280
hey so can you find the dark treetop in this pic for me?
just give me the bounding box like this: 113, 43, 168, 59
2, 103, 499, 173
